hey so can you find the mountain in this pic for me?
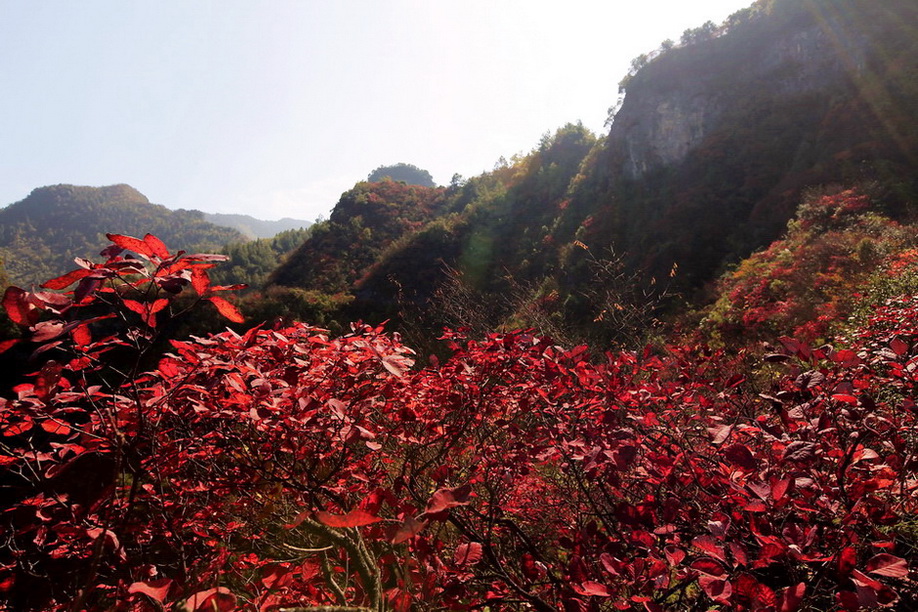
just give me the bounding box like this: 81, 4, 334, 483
367, 163, 436, 187
268, 179, 447, 293
563, 0, 918, 288
0, 184, 245, 286
256, 0, 918, 347
202, 212, 312, 240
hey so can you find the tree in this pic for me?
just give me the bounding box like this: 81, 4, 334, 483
367, 163, 436, 187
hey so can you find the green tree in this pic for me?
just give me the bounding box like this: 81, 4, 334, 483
367, 163, 436, 187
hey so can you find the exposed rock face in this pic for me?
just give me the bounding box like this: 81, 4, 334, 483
614, 93, 715, 178
608, 3, 871, 179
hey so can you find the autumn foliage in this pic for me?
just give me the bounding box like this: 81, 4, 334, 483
2, 234, 918, 611
703, 188, 915, 344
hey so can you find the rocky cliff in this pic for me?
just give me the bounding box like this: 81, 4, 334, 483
608, 0, 873, 179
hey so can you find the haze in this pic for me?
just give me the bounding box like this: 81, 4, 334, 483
0, 0, 752, 221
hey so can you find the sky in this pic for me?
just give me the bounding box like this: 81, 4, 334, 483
0, 1, 753, 222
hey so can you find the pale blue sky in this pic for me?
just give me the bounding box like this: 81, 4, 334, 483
0, 1, 752, 221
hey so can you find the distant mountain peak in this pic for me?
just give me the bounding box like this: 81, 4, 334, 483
0, 184, 244, 286
25, 183, 150, 205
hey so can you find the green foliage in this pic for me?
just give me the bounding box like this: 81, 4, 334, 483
268, 181, 446, 297
367, 162, 436, 187
0, 185, 245, 286
240, 286, 354, 332
211, 227, 311, 289
0, 257, 14, 340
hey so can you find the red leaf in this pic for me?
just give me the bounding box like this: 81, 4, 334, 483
208, 296, 244, 323
283, 511, 310, 530
41, 268, 93, 290
600, 553, 621, 575
71, 324, 92, 347
0, 339, 18, 355
890, 337, 909, 357
122, 300, 148, 317
260, 564, 291, 590
729, 542, 749, 567
40, 420, 71, 436
381, 355, 406, 377
74, 276, 102, 303
783, 441, 817, 462
708, 423, 733, 445
106, 233, 154, 258
129, 578, 173, 603
574, 581, 612, 597
150, 298, 169, 314
866, 553, 909, 578
454, 541, 483, 566
391, 516, 427, 544
832, 349, 861, 366
779, 582, 806, 612
4, 416, 32, 436
143, 233, 171, 259
771, 478, 792, 502
158, 359, 183, 379
315, 509, 382, 528
693, 535, 726, 562
664, 545, 685, 566
31, 321, 65, 342
837, 546, 857, 576
38, 359, 66, 393
698, 575, 732, 603
3, 287, 39, 326
422, 484, 472, 517
735, 574, 775, 607
832, 393, 858, 406
723, 443, 758, 470
192, 267, 210, 295
182, 587, 236, 612
691, 557, 726, 577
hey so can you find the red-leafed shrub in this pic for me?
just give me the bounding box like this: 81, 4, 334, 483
2, 233, 918, 611
704, 188, 914, 345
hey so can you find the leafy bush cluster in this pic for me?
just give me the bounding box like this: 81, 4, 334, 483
2, 234, 917, 611
703, 188, 915, 344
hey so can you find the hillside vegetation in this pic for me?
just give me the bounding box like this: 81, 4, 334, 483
0, 185, 245, 286
4, 0, 918, 609
247, 0, 918, 348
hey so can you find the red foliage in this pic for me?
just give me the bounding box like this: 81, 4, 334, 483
706, 188, 911, 344
2, 233, 918, 610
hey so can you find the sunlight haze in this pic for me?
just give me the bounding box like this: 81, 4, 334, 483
0, 0, 753, 221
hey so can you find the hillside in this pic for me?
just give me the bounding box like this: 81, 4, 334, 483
0, 184, 246, 286
202, 212, 312, 240
269, 179, 447, 293
562, 0, 918, 288
255, 0, 918, 346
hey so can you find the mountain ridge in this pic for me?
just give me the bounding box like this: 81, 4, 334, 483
0, 184, 245, 285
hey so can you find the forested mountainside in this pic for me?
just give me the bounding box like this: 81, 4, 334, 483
202, 212, 312, 240
0, 185, 246, 286
569, 0, 918, 288
268, 180, 448, 292
256, 0, 918, 346
210, 227, 312, 290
